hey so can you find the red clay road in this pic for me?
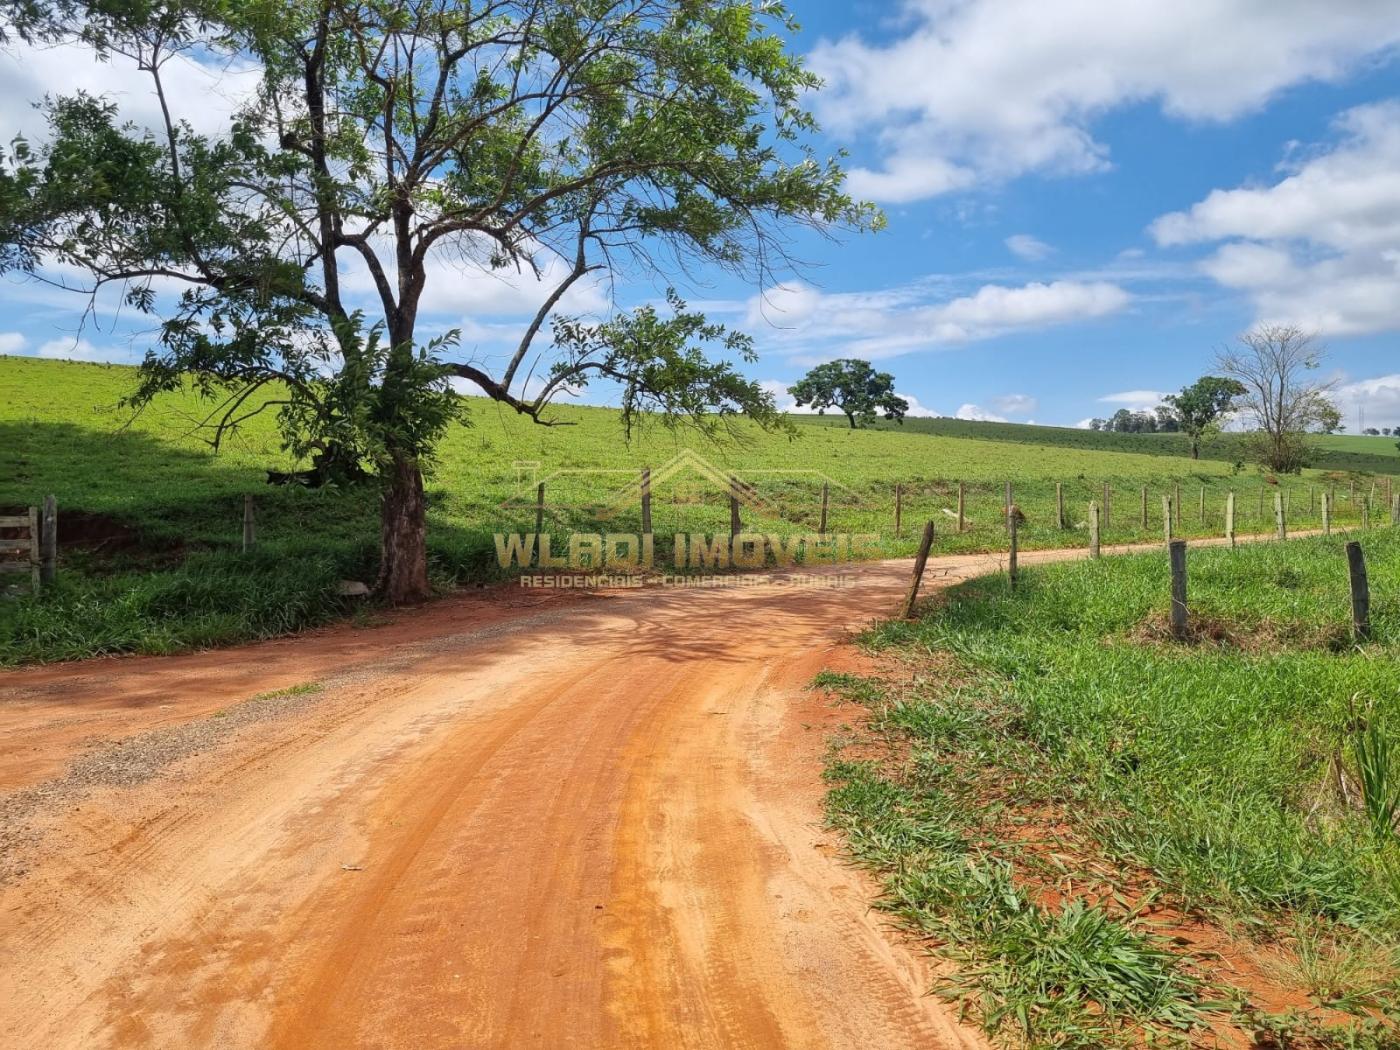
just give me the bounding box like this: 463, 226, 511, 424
0, 538, 1287, 1048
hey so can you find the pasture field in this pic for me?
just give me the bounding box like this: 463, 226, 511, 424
798, 414, 1400, 476
1, 354, 1394, 663
825, 530, 1400, 1047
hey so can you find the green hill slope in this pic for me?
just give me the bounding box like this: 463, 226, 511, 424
1, 354, 1393, 662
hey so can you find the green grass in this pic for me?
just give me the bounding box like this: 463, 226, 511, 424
797, 413, 1400, 475
824, 530, 1400, 1046
1, 353, 1395, 663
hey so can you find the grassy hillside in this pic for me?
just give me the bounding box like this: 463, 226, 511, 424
1, 354, 1395, 662
826, 530, 1400, 1047
797, 413, 1400, 475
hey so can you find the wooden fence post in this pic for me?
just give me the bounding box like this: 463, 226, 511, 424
1347, 541, 1370, 642
27, 506, 40, 592
1274, 490, 1286, 540
957, 481, 965, 533
894, 483, 903, 538
40, 494, 57, 585
1005, 481, 1013, 517
819, 482, 829, 536
1007, 509, 1019, 589
1163, 495, 1173, 546
1392, 491, 1399, 526
1322, 491, 1331, 535
242, 494, 256, 553
1363, 497, 1371, 530
730, 476, 742, 539
1169, 539, 1188, 640
1225, 491, 1236, 548
640, 468, 652, 536
1089, 501, 1101, 559
1140, 485, 1148, 529
901, 521, 936, 619
533, 482, 546, 567
1056, 482, 1065, 529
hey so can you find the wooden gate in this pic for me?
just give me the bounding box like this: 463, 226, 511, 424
0, 508, 40, 592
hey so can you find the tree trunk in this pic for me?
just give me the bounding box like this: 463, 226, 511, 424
845, 411, 856, 429
377, 448, 431, 604
1190, 439, 1199, 460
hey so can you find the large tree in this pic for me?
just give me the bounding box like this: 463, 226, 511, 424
1216, 324, 1338, 473
0, 0, 876, 601
788, 358, 907, 429
1161, 375, 1245, 459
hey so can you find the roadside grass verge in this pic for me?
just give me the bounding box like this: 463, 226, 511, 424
823, 530, 1400, 1047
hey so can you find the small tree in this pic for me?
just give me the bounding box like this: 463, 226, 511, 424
788, 359, 908, 429
1215, 324, 1338, 473
1161, 376, 1245, 459
0, 0, 877, 603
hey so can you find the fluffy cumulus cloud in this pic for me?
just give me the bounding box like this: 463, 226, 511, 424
1151, 101, 1400, 336
0, 332, 26, 354
1334, 374, 1400, 432
0, 40, 260, 145
808, 1, 1400, 202
745, 277, 1129, 362
954, 403, 1007, 422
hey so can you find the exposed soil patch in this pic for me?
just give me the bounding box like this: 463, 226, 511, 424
1128, 611, 1354, 653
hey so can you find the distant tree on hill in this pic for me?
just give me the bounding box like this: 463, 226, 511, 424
1107, 408, 1159, 433
1086, 417, 1109, 431
1161, 376, 1246, 459
1365, 427, 1381, 436
1216, 325, 1338, 473
788, 359, 908, 429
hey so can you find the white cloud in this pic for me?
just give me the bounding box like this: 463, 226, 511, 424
0, 40, 259, 145
954, 403, 1007, 422
1151, 100, 1400, 336
747, 278, 1129, 362
991, 393, 1038, 415
1333, 373, 1400, 432
809, 2, 1400, 202
0, 332, 26, 354
899, 392, 940, 418
1074, 417, 1098, 429
35, 338, 131, 363
1005, 234, 1054, 261
1098, 389, 1168, 411
745, 281, 824, 329
340, 234, 608, 322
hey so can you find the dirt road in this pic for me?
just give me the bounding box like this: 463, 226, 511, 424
0, 537, 1277, 1048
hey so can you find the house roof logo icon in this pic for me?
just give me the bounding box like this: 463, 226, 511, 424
500, 449, 854, 524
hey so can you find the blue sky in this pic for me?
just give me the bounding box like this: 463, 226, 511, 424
3, 1, 1400, 430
